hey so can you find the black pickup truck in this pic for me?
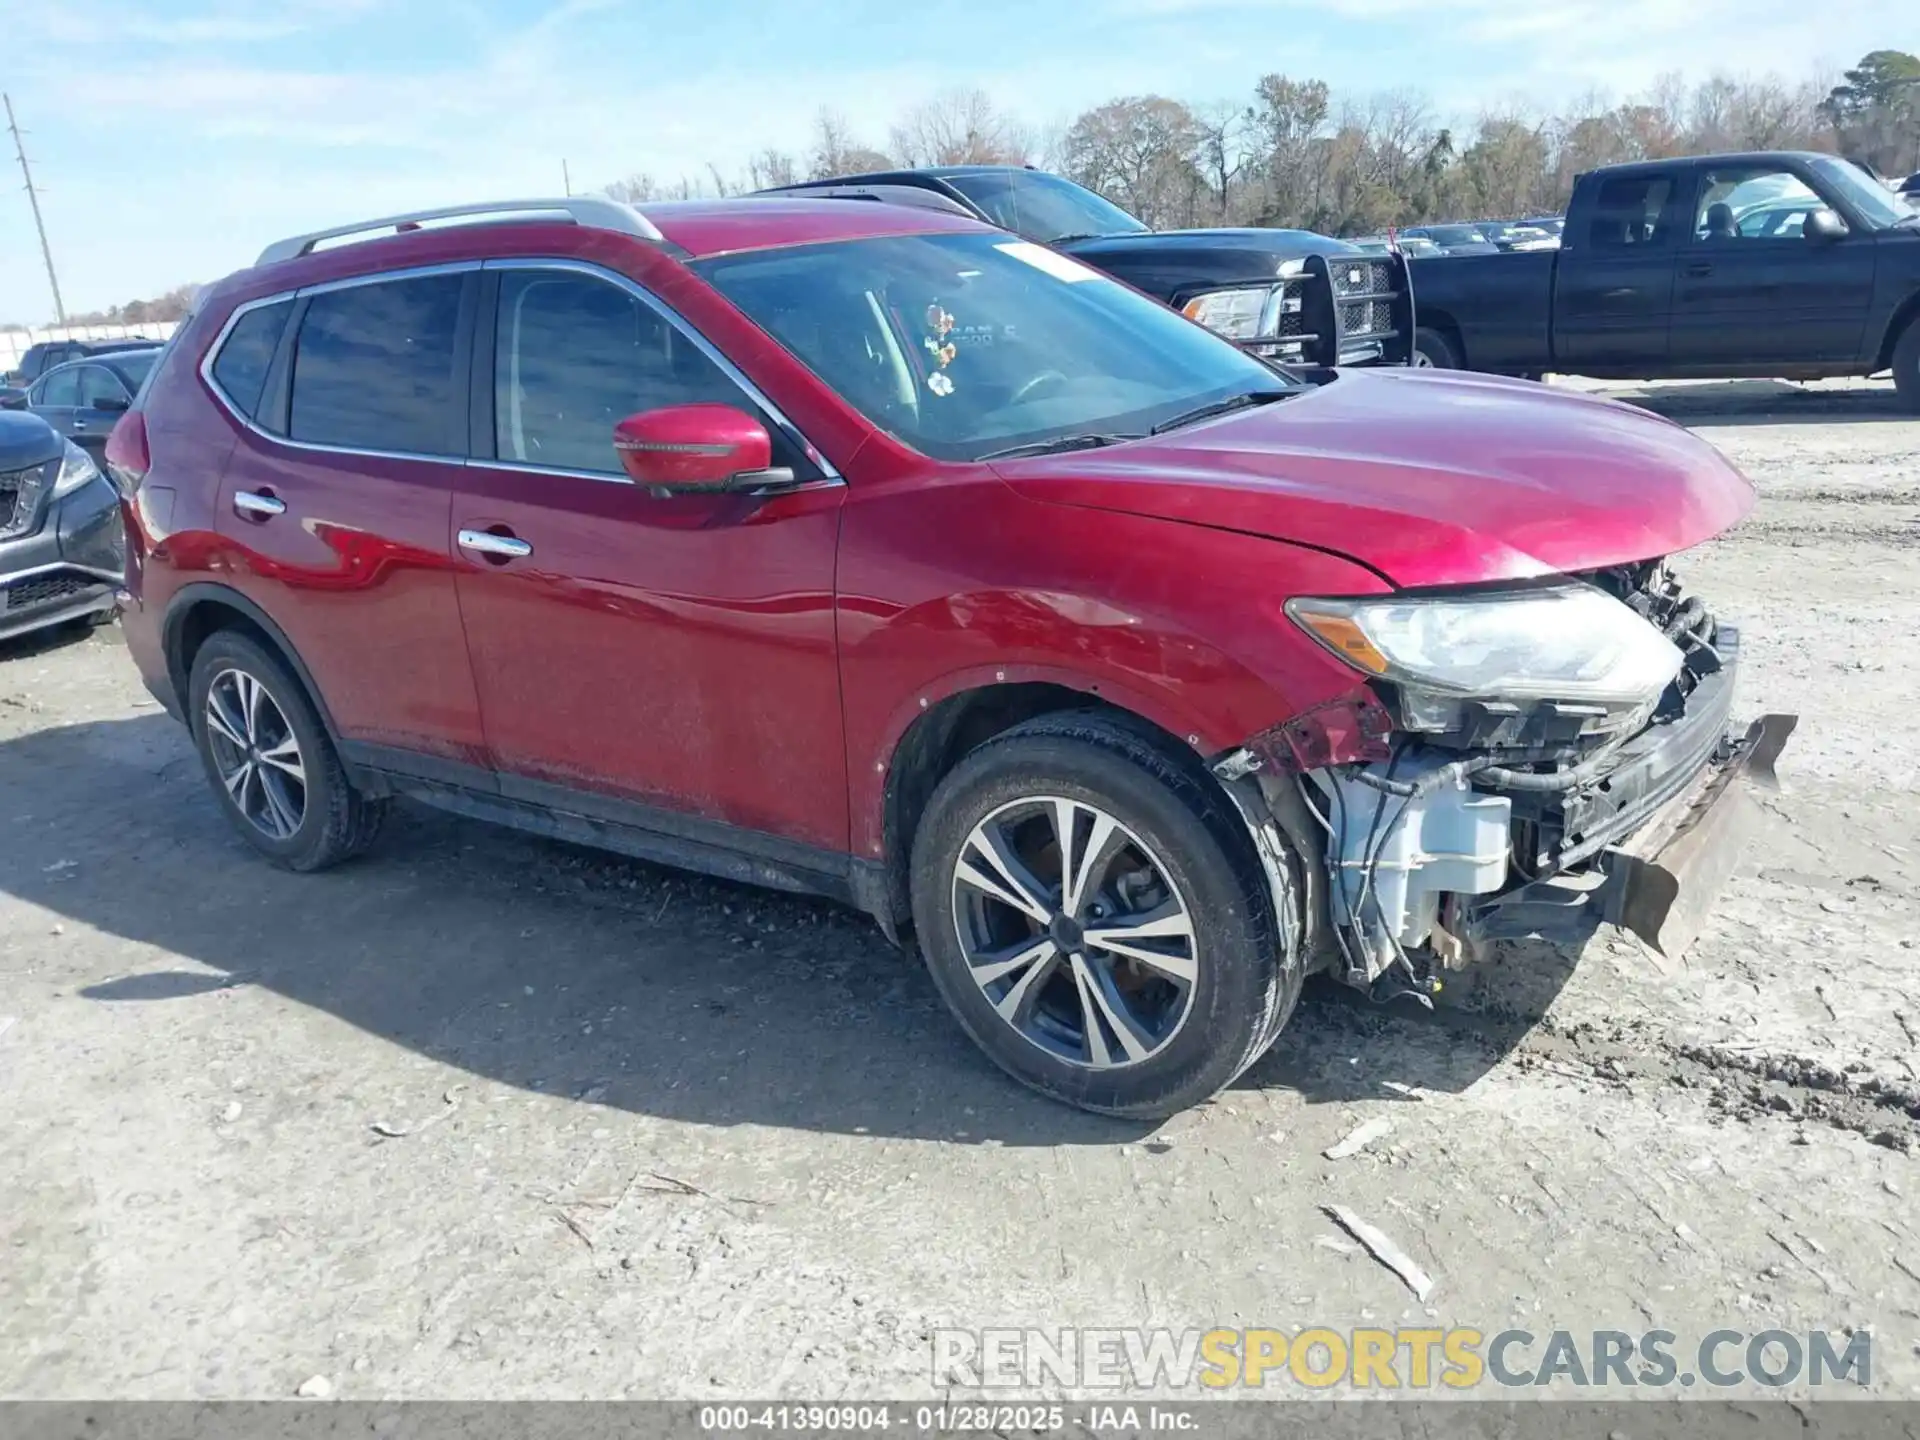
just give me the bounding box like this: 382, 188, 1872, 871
764, 165, 1414, 368
1409, 151, 1920, 409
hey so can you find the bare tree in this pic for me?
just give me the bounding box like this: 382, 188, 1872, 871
1060, 96, 1203, 227
808, 109, 892, 179
745, 148, 800, 190
604, 174, 660, 203
890, 88, 1031, 167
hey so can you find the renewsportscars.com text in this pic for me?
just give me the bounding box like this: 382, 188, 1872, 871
933, 1327, 1873, 1391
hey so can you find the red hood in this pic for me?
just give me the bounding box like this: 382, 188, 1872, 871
994, 369, 1755, 588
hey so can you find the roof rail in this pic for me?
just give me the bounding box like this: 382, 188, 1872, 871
255, 197, 664, 267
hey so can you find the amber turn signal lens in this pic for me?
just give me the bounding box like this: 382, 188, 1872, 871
1293, 611, 1390, 675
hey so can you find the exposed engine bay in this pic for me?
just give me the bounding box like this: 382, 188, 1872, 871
1219, 558, 1797, 1000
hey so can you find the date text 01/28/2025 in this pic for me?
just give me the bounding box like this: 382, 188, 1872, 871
697, 1404, 1194, 1432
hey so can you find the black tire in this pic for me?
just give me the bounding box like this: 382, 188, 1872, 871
187, 629, 385, 871
909, 712, 1303, 1117
1412, 325, 1462, 369
1893, 315, 1920, 414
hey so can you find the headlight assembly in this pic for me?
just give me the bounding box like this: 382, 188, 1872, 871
1180, 287, 1276, 340
50, 440, 104, 501
1287, 586, 1685, 709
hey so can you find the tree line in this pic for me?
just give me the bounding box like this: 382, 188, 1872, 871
606, 48, 1919, 236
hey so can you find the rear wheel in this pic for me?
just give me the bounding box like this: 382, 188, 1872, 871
1412, 325, 1462, 369
1893, 315, 1920, 413
187, 629, 385, 871
909, 713, 1302, 1117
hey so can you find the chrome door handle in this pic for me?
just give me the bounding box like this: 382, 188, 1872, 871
233, 490, 286, 518
457, 528, 532, 559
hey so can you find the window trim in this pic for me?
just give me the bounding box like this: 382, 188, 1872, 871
196, 256, 842, 487
199, 261, 481, 464
469, 257, 842, 488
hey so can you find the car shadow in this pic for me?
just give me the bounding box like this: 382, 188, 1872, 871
0, 615, 103, 663
1602, 379, 1911, 428
1, 714, 1576, 1144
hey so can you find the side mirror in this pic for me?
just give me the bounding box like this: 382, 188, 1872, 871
1805, 208, 1847, 242
612, 403, 795, 493
92, 395, 130, 413
0, 390, 26, 411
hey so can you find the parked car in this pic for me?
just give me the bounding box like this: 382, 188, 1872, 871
1351, 235, 1444, 260
1409, 151, 1920, 406
1521, 216, 1567, 238
762, 166, 1414, 367
1478, 222, 1559, 252
116, 194, 1790, 1116
22, 351, 160, 463
1399, 224, 1501, 255
3, 337, 162, 414
0, 409, 125, 643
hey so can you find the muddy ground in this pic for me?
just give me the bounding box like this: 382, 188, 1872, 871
1, 378, 1916, 1401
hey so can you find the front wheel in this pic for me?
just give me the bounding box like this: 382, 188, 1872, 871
1893, 315, 1920, 413
909, 713, 1301, 1117
1412, 325, 1462, 369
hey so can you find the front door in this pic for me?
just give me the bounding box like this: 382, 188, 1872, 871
69, 363, 133, 463
1669, 162, 1877, 366
452, 261, 849, 859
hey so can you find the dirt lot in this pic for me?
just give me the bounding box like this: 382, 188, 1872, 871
2, 378, 1917, 1401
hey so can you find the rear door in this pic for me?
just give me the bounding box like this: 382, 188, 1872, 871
213, 268, 489, 772
1669, 160, 1877, 366
26, 364, 80, 440
1553, 168, 1684, 370
69, 364, 133, 462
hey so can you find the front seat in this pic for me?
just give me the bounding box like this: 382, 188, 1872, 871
1704, 202, 1737, 240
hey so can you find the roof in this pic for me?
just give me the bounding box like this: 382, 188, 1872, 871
1577, 150, 1837, 180
645, 197, 988, 258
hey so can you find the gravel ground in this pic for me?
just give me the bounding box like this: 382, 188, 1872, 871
1, 378, 1916, 1402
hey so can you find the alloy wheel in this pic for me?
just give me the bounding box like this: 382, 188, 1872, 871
203, 667, 307, 840
950, 795, 1198, 1069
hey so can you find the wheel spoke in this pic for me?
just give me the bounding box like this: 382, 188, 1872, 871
1070, 953, 1151, 1066
1059, 805, 1120, 919
969, 935, 1056, 988
993, 944, 1061, 1024
256, 734, 305, 783
258, 768, 301, 838
206, 688, 248, 749
1084, 901, 1198, 984
239, 672, 264, 743
221, 758, 254, 804
956, 822, 1053, 924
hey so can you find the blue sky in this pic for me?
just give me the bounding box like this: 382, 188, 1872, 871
0, 0, 1900, 321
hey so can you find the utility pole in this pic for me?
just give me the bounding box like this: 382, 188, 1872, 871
4, 93, 66, 326
562, 159, 572, 197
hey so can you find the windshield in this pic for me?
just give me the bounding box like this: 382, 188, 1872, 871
696, 231, 1293, 463
938, 170, 1149, 244
1424, 225, 1488, 245
1807, 155, 1911, 229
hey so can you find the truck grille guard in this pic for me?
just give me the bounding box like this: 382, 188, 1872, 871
1246, 252, 1416, 369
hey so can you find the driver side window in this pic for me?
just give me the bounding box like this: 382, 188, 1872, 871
33, 367, 80, 408
1694, 167, 1824, 242
77, 365, 129, 409
492, 269, 751, 475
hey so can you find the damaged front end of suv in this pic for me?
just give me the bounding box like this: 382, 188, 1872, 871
1215, 558, 1795, 1001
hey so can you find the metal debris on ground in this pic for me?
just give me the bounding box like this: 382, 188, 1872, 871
370, 1085, 466, 1140
1322, 1204, 1435, 1301
1324, 1117, 1394, 1159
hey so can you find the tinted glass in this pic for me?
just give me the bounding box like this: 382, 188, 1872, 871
33, 367, 79, 407
698, 232, 1292, 463
76, 365, 128, 408
941, 171, 1150, 244
1807, 155, 1909, 229
289, 275, 464, 454
211, 299, 294, 419
493, 270, 744, 473
1587, 176, 1673, 249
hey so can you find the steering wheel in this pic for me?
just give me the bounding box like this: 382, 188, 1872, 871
1009, 370, 1069, 406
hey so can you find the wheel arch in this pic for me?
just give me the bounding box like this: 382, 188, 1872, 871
1874, 288, 1920, 372
868, 673, 1221, 942
162, 583, 344, 748
1414, 309, 1467, 367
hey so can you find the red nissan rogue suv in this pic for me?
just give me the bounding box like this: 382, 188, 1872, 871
112, 196, 1792, 1116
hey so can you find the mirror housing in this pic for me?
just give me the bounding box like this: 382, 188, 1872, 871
1805, 208, 1847, 242
612, 403, 793, 493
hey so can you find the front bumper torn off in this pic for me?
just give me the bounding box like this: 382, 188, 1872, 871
1464, 711, 1798, 965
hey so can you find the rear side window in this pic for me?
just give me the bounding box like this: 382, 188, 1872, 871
210, 299, 293, 419
288, 274, 464, 456
1587, 175, 1674, 250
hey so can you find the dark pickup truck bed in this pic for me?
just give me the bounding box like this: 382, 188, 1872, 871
1410, 151, 1920, 409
